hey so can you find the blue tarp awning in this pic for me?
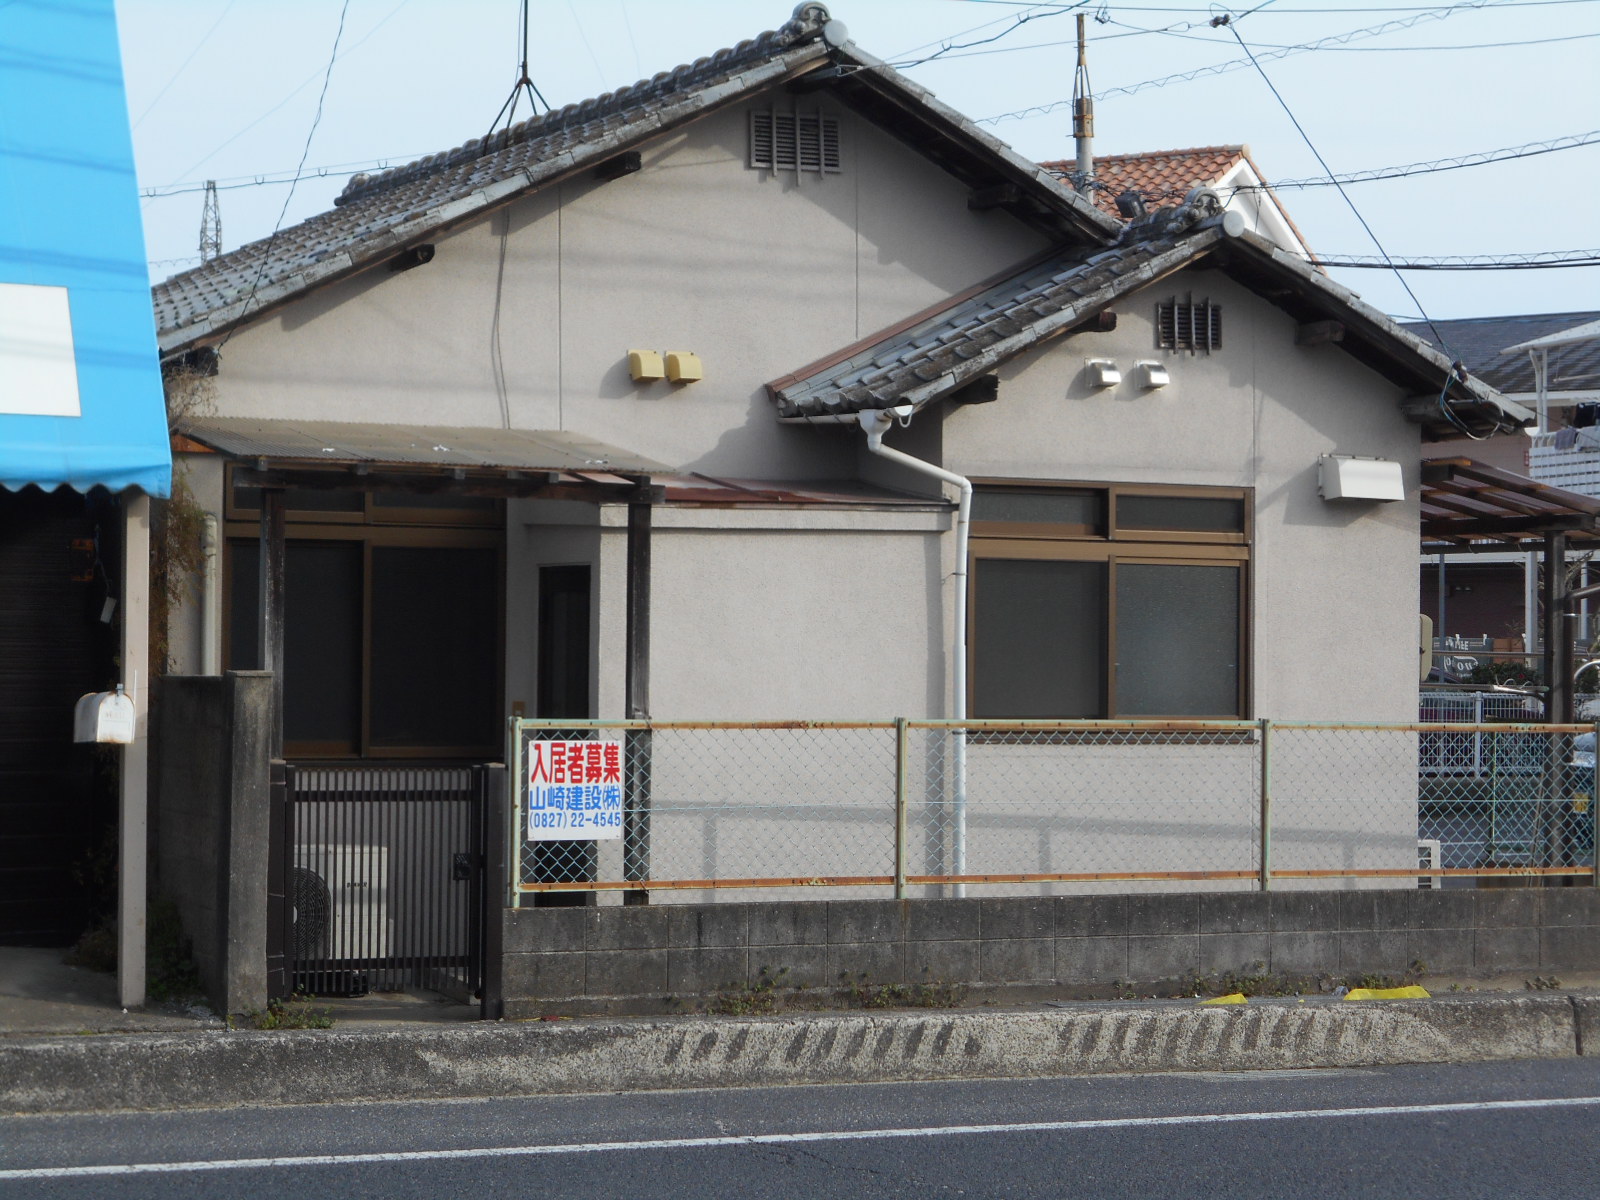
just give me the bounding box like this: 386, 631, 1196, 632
0, 1, 171, 497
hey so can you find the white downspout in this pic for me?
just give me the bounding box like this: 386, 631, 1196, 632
201, 514, 222, 675
858, 407, 973, 896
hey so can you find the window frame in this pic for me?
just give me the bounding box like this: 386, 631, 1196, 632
222, 467, 506, 760
968, 480, 1252, 721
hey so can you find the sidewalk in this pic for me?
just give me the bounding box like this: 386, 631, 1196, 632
4, 947, 1600, 1116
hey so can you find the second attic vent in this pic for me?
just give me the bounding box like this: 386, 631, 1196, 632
750, 108, 841, 176
1157, 295, 1222, 354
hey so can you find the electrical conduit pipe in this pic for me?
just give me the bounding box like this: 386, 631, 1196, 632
858, 407, 972, 897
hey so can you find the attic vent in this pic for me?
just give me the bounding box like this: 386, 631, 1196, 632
750, 108, 841, 176
1156, 295, 1222, 354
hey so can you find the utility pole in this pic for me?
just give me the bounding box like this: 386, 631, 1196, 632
1072, 13, 1094, 197
198, 180, 222, 262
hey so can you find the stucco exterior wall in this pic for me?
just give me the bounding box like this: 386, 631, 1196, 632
203, 93, 1045, 480
640, 512, 946, 719
942, 266, 1422, 725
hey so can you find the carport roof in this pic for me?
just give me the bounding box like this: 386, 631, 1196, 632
178, 417, 669, 480
1422, 457, 1600, 552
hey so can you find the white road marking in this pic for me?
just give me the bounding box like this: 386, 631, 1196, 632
5, 1095, 1599, 1180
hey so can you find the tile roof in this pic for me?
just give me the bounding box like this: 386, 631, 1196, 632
1403, 312, 1600, 397
769, 199, 1532, 438
769, 232, 1209, 419
152, 6, 1116, 354
1041, 145, 1246, 216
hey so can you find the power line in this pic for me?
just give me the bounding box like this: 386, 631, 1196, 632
215, 0, 352, 352
890, 3, 1084, 68
1213, 12, 1497, 438
145, 0, 415, 208
954, 0, 1599, 11
142, 158, 422, 199
1253, 129, 1600, 189
1066, 129, 1600, 201
1317, 250, 1600, 269
980, 0, 1551, 121
130, 0, 242, 130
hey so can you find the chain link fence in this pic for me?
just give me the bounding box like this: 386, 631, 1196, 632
507, 718, 1600, 903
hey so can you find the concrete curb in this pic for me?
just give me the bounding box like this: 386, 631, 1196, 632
0, 994, 1584, 1115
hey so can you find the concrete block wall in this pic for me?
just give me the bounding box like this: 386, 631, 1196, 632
152, 671, 273, 1015
498, 888, 1600, 1016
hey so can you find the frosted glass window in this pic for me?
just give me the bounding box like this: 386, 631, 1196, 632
972, 489, 1103, 531
1118, 494, 1244, 533
1116, 563, 1239, 716
973, 559, 1105, 718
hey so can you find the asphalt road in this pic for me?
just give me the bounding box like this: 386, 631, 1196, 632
3, 1058, 1598, 1199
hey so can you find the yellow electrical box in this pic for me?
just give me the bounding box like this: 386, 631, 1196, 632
1419, 613, 1433, 683
628, 349, 665, 382
665, 351, 703, 383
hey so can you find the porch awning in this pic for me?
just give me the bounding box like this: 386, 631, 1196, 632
0, 2, 171, 497
1422, 457, 1600, 552
177, 417, 670, 490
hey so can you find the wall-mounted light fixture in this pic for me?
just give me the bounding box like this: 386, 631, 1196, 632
1084, 358, 1121, 388
628, 350, 665, 382
1133, 360, 1170, 389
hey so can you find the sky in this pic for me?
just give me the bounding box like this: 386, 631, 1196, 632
115, 0, 1600, 324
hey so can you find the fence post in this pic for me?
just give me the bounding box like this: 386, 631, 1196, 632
1259, 718, 1273, 892
1592, 720, 1599, 889
894, 718, 909, 899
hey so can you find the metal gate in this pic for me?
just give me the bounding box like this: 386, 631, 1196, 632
269, 762, 498, 1009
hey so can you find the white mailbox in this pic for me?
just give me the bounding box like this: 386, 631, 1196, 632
1318, 454, 1404, 502
73, 687, 135, 745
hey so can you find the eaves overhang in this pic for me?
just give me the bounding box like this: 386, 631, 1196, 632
155, 12, 1118, 359
1212, 233, 1534, 438
769, 218, 1532, 439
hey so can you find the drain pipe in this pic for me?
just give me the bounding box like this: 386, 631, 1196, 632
858, 407, 972, 896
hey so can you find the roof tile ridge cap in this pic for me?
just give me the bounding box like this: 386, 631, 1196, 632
335, 20, 826, 208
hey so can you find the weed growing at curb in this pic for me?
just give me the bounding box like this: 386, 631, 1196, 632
708, 966, 790, 1016
1178, 960, 1428, 1000
241, 994, 335, 1030
842, 970, 967, 1010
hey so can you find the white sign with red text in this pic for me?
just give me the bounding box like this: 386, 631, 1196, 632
525, 738, 624, 840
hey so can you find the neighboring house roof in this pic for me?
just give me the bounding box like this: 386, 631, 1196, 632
1403, 312, 1600, 397
768, 196, 1531, 439
1041, 144, 1313, 259
1043, 145, 1246, 214
152, 5, 1117, 354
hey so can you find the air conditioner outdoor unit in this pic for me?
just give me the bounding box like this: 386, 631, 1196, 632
1417, 838, 1443, 890
291, 843, 393, 963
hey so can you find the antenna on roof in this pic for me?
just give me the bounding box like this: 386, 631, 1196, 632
484, 0, 551, 147
1071, 13, 1094, 197
198, 180, 222, 262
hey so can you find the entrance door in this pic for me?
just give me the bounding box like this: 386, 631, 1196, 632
0, 488, 111, 944
226, 486, 504, 760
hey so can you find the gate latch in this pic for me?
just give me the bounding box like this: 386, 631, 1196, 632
452, 853, 475, 882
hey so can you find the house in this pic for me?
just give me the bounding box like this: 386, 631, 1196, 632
1040, 144, 1314, 260
1, 1, 171, 1006
146, 5, 1531, 1004
1408, 313, 1600, 659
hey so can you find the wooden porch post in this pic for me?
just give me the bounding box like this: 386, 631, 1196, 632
117, 491, 151, 1008
258, 487, 286, 757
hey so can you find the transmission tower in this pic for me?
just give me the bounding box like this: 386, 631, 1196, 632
198, 180, 222, 261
